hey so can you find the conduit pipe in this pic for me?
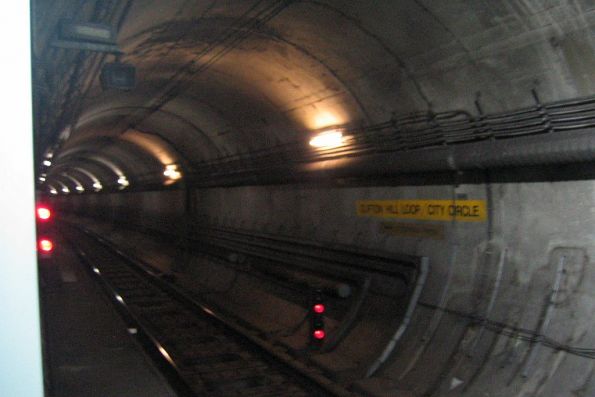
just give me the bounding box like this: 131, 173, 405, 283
251, 263, 352, 298
365, 257, 430, 378
300, 128, 595, 178
188, 129, 595, 187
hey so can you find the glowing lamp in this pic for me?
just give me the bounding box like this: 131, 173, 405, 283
309, 130, 344, 149
117, 176, 129, 188
163, 164, 182, 180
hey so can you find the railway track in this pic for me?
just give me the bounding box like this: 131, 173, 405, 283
63, 224, 351, 397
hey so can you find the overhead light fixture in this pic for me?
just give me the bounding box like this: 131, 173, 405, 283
309, 129, 345, 149
163, 164, 182, 181
117, 176, 129, 189
59, 20, 116, 44
100, 62, 136, 91
61, 186, 70, 194
49, 188, 58, 195
93, 182, 103, 191
43, 160, 52, 167
53, 20, 121, 53
58, 127, 71, 142
38, 176, 46, 182
75, 185, 84, 192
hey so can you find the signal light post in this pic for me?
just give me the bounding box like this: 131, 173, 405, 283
35, 204, 55, 258
38, 239, 54, 253
36, 206, 51, 221
311, 290, 326, 346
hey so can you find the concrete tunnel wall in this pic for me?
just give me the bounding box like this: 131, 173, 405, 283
52, 178, 595, 396
36, 1, 595, 396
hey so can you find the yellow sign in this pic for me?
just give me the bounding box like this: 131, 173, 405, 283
357, 200, 487, 222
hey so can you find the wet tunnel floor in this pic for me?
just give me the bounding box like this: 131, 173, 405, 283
38, 234, 178, 397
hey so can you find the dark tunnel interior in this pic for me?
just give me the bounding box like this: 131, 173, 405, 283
31, 1, 595, 396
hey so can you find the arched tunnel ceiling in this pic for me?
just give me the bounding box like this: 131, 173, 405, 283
31, 3, 595, 396
33, 0, 595, 192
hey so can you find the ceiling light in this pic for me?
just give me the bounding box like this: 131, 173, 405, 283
61, 186, 70, 193
38, 176, 46, 182
75, 185, 84, 192
309, 130, 344, 149
163, 164, 182, 180
93, 182, 103, 191
59, 20, 116, 44
43, 160, 52, 167
117, 176, 129, 189
49, 188, 58, 195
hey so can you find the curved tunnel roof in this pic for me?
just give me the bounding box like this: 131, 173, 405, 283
34, 0, 595, 191
31, 2, 595, 396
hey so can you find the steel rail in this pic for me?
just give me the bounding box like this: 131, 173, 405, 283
63, 222, 354, 397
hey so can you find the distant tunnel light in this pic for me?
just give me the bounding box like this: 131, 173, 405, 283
36, 207, 51, 221
92, 182, 103, 191
75, 185, 84, 192
309, 130, 344, 149
158, 345, 175, 366
49, 188, 58, 195
163, 164, 182, 181
61, 186, 70, 194
313, 329, 326, 340
38, 239, 54, 253
39, 176, 46, 182
43, 160, 52, 167
72, 24, 113, 41
117, 176, 129, 189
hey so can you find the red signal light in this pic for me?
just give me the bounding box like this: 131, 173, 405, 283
313, 329, 325, 340
38, 239, 54, 252
313, 303, 325, 314
37, 207, 51, 221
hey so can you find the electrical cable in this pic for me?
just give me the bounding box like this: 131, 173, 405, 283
418, 302, 595, 360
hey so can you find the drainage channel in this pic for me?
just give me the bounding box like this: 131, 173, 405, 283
63, 224, 352, 397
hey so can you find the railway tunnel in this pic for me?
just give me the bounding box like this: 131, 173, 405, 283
29, 1, 595, 396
